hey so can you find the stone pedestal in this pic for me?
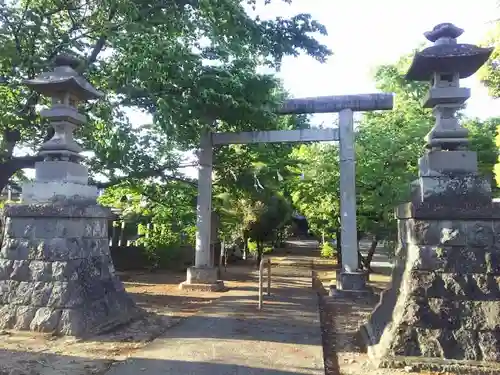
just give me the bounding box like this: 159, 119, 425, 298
330, 270, 372, 297
361, 175, 500, 372
179, 266, 224, 292
0, 200, 141, 336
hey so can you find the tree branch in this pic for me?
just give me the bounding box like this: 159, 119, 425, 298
81, 4, 119, 72
0, 155, 42, 192
92, 163, 197, 189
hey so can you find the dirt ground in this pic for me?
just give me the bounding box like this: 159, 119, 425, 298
0, 264, 257, 375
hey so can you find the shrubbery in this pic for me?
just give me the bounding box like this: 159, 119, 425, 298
320, 241, 335, 258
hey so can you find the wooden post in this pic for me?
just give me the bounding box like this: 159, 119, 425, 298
267, 259, 271, 296
119, 221, 126, 247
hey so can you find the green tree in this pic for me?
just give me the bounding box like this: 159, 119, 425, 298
478, 12, 499, 97
0, 0, 331, 191
98, 179, 198, 267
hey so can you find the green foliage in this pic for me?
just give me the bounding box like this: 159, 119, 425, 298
135, 224, 184, 268
248, 240, 273, 255
248, 239, 258, 253
289, 143, 340, 237
0, 0, 331, 191
479, 19, 500, 98
0, 0, 332, 262
320, 241, 335, 258
465, 117, 500, 190
98, 180, 197, 266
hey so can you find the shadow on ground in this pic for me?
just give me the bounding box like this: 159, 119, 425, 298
0, 349, 319, 375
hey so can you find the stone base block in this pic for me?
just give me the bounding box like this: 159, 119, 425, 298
21, 181, 98, 204
410, 174, 492, 208
179, 267, 225, 292
418, 150, 477, 176
0, 200, 141, 337
35, 160, 89, 185
336, 271, 368, 290
179, 280, 225, 292
330, 271, 372, 298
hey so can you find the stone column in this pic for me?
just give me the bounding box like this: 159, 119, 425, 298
0, 55, 140, 336
195, 131, 213, 267
334, 108, 368, 295
180, 131, 224, 291
361, 24, 499, 372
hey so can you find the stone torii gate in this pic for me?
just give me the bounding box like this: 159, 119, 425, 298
180, 93, 394, 292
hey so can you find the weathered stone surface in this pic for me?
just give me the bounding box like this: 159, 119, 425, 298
478, 331, 500, 361
389, 326, 493, 361
0, 201, 140, 336
409, 271, 500, 300
30, 307, 61, 332
409, 219, 497, 247
0, 260, 13, 279
10, 282, 33, 305
13, 305, 37, 330
0, 304, 16, 329
4, 218, 36, 238
10, 260, 31, 281
399, 298, 500, 330
410, 244, 500, 274
0, 280, 18, 304
29, 260, 52, 281
397, 198, 500, 220
31, 281, 53, 306
2, 201, 113, 219
52, 260, 79, 281
0, 238, 29, 260
363, 197, 500, 371
58, 308, 86, 336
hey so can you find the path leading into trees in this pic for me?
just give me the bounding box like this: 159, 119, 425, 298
105, 240, 324, 375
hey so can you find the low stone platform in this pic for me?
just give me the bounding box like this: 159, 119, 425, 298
179, 266, 226, 292
0, 200, 141, 336
179, 281, 225, 292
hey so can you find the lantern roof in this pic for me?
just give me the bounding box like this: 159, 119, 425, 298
24, 55, 103, 101
406, 23, 494, 81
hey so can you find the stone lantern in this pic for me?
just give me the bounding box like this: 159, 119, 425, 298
405, 23, 494, 182
22, 55, 103, 203
0, 56, 139, 336
362, 24, 500, 371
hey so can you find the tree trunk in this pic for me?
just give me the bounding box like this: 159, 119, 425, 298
242, 231, 249, 260
357, 235, 363, 270
363, 236, 379, 272
0, 156, 39, 193
256, 241, 263, 269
